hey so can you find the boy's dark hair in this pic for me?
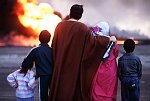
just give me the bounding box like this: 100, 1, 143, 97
20, 58, 33, 76
39, 30, 51, 44
123, 39, 135, 53
69, 4, 83, 20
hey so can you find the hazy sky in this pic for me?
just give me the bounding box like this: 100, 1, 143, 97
39, 0, 150, 38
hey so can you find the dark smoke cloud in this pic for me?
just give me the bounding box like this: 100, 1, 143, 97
1, 0, 149, 41
0, 0, 17, 36
50, 0, 150, 39
119, 0, 150, 20
0, 0, 62, 46
0, 0, 36, 37
0, 0, 38, 46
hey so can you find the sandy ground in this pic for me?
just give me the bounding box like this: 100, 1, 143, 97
0, 45, 150, 101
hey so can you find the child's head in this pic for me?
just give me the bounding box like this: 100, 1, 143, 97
39, 30, 51, 44
91, 21, 110, 36
123, 39, 135, 53
20, 58, 33, 76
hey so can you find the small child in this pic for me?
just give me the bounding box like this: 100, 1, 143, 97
22, 30, 53, 101
118, 39, 142, 101
90, 22, 118, 101
7, 59, 35, 101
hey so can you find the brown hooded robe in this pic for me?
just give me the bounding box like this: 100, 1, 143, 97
49, 20, 109, 101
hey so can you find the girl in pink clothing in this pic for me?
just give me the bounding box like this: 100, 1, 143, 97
90, 22, 118, 101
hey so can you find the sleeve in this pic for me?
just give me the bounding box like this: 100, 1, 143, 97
137, 58, 142, 79
92, 34, 110, 49
23, 48, 36, 66
27, 70, 35, 89
7, 71, 18, 88
84, 30, 110, 60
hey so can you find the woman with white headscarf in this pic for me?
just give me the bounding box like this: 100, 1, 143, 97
90, 22, 118, 101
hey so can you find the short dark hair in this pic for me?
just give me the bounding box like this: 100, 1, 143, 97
69, 4, 83, 20
39, 30, 51, 44
123, 39, 135, 53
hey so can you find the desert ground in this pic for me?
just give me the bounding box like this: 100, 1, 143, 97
0, 45, 150, 101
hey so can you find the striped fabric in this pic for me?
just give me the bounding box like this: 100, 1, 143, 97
7, 69, 35, 98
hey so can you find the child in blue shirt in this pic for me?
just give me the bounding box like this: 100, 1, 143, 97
118, 39, 142, 101
23, 30, 53, 101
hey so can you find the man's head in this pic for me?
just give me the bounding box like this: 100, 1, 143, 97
69, 4, 83, 20
39, 30, 51, 44
123, 39, 135, 53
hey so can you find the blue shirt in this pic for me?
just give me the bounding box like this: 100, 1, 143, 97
24, 44, 53, 76
118, 53, 142, 79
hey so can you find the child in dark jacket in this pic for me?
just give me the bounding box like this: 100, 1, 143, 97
118, 39, 142, 101
23, 30, 53, 101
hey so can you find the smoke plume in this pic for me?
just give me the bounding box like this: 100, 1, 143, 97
50, 0, 150, 39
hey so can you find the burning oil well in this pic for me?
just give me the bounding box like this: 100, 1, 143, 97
0, 0, 61, 46
0, 0, 150, 46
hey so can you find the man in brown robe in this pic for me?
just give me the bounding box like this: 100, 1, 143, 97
49, 4, 116, 101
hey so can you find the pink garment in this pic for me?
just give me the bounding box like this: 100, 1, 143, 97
91, 44, 118, 101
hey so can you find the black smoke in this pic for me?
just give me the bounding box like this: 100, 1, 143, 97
50, 0, 150, 39
0, 0, 36, 37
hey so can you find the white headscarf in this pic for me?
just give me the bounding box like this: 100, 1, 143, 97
92, 21, 110, 36
92, 21, 115, 60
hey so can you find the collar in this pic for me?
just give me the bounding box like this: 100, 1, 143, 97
68, 18, 78, 22
125, 52, 134, 56
39, 44, 49, 46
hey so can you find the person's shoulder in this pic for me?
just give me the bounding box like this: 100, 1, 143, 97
9, 69, 20, 76
130, 53, 139, 58
33, 45, 46, 51
118, 55, 124, 61
60, 20, 89, 31
57, 20, 68, 26
16, 69, 20, 72
77, 21, 88, 27
28, 70, 34, 74
67, 20, 88, 27
30, 46, 38, 52
57, 21, 64, 26
76, 22, 90, 32
133, 53, 139, 57
14, 69, 20, 73
133, 54, 141, 61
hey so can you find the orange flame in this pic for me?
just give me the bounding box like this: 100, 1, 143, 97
117, 40, 139, 44
15, 0, 61, 46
